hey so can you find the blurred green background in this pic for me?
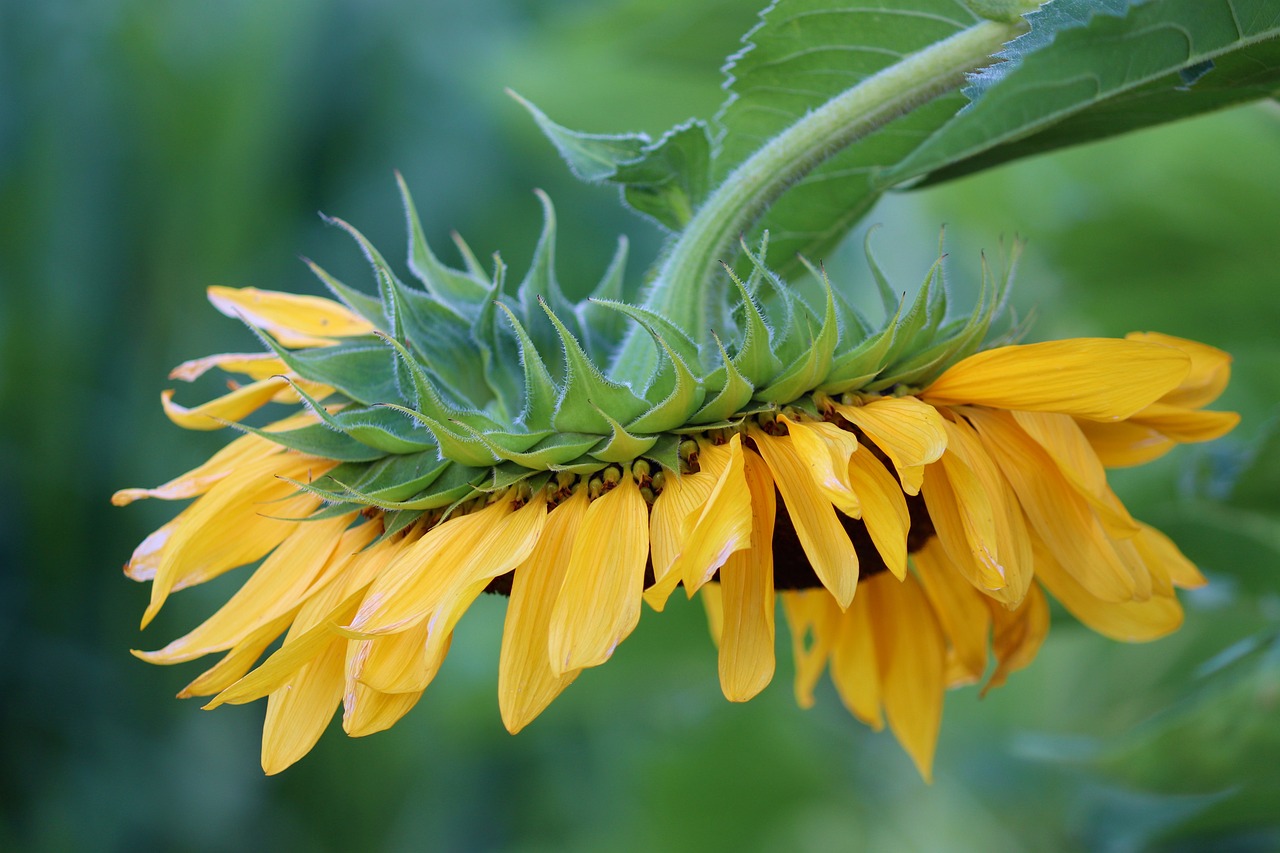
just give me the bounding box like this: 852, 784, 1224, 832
3, 2, 1279, 851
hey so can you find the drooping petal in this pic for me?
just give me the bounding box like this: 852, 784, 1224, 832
1033, 536, 1182, 642
923, 339, 1191, 421
983, 583, 1049, 695
781, 589, 841, 709
868, 572, 945, 783
1012, 410, 1140, 538
261, 638, 346, 775
141, 453, 329, 627
179, 610, 298, 699
645, 466, 718, 611
499, 488, 588, 734
548, 469, 649, 674
1126, 331, 1232, 409
1135, 522, 1206, 589
750, 426, 857, 609
846, 448, 909, 580
342, 661, 426, 738
123, 513, 184, 583
781, 415, 860, 515
673, 434, 752, 595
833, 396, 946, 495
348, 622, 444, 695
913, 539, 990, 687
701, 582, 724, 647
135, 513, 353, 663
964, 408, 1137, 603
208, 285, 375, 347
717, 447, 776, 702
919, 443, 1007, 594
829, 585, 883, 730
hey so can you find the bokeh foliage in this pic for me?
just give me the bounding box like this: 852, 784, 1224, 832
1, 1, 1277, 850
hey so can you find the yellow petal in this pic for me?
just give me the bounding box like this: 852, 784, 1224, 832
781, 589, 841, 709
161, 378, 291, 431
169, 352, 290, 382
348, 622, 444, 694
750, 427, 858, 609
1012, 411, 1140, 538
983, 583, 1049, 695
261, 638, 346, 775
1076, 418, 1177, 468
919, 443, 1007, 594
141, 453, 328, 626
943, 417, 1033, 606
135, 513, 351, 663
829, 585, 883, 730
701, 582, 724, 648
208, 285, 375, 347
548, 470, 649, 673
499, 488, 588, 734
673, 434, 752, 594
1126, 331, 1232, 409
645, 467, 718, 611
342, 680, 425, 738
178, 610, 298, 699
123, 513, 183, 582
964, 409, 1137, 603
847, 445, 910, 580
717, 448, 776, 702
1130, 403, 1240, 443
923, 339, 1191, 421
1135, 523, 1206, 589
781, 415, 860, 514
869, 572, 945, 783
833, 396, 946, 496
914, 539, 990, 687
349, 493, 539, 637
1033, 536, 1182, 642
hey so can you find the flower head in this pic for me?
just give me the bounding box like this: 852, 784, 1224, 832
116, 182, 1237, 776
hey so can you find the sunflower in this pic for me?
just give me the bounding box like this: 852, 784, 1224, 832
115, 182, 1238, 777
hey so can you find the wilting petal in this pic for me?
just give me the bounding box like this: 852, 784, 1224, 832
645, 467, 718, 611
965, 409, 1137, 603
124, 514, 184, 583
750, 426, 857, 609
1126, 331, 1231, 409
135, 513, 352, 663
833, 396, 946, 495
548, 470, 649, 674
868, 572, 945, 783
169, 352, 291, 383
846, 448, 909, 580
923, 339, 1191, 421
1033, 536, 1182, 642
781, 415, 860, 514
208, 285, 375, 347
500, 488, 588, 734
348, 622, 444, 695
1130, 403, 1240, 443
1076, 418, 1177, 468
161, 378, 292, 431
781, 589, 841, 709
141, 453, 328, 626
701, 583, 724, 647
261, 638, 346, 775
717, 448, 776, 702
914, 539, 990, 687
983, 583, 1049, 695
674, 434, 752, 594
342, 671, 426, 738
1135, 522, 1206, 589
829, 586, 883, 730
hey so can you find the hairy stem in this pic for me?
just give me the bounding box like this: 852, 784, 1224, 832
612, 17, 1021, 387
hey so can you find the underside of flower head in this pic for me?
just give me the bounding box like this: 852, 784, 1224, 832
114, 175, 1238, 778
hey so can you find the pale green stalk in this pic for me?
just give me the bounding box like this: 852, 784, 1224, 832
613, 18, 1021, 387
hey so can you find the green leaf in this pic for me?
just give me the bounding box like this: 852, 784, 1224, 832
890, 0, 1280, 186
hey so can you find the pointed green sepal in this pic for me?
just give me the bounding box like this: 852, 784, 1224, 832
543, 298, 648, 433
755, 268, 839, 403
589, 402, 658, 463
496, 301, 560, 429
396, 170, 489, 307
723, 262, 782, 386
690, 332, 755, 424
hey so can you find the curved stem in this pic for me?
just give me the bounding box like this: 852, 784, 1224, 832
613, 18, 1020, 387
